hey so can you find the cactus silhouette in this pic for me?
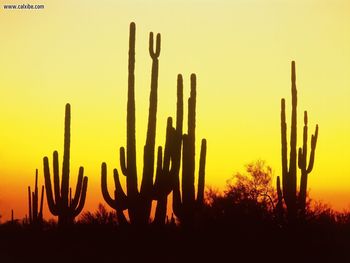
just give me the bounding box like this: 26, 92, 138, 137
152, 122, 173, 225
298, 111, 319, 216
28, 169, 44, 225
43, 103, 88, 225
279, 61, 318, 222
101, 22, 164, 225
172, 74, 207, 226
152, 76, 184, 224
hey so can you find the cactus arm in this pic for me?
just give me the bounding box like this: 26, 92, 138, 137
281, 98, 288, 197
28, 186, 32, 223
72, 176, 88, 218
71, 167, 84, 209
61, 103, 71, 209
33, 169, 39, 222
306, 125, 318, 173
35, 169, 38, 198
197, 139, 207, 206
119, 147, 127, 176
39, 185, 44, 219
149, 32, 161, 58
298, 147, 303, 169
113, 168, 128, 210
32, 192, 37, 222
53, 151, 60, 204
298, 111, 309, 172
302, 111, 308, 168
43, 156, 59, 215
101, 163, 117, 209
33, 170, 38, 221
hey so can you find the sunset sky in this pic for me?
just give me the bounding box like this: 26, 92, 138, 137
0, 0, 349, 221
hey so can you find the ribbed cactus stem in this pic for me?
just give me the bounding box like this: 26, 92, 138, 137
28, 186, 32, 224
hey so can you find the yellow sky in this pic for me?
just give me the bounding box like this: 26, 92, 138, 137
0, 0, 349, 221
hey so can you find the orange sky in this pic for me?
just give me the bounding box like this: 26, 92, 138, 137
0, 0, 350, 221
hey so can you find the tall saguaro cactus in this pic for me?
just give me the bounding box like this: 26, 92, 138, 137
43, 103, 88, 225
172, 74, 207, 226
101, 22, 162, 225
279, 61, 318, 222
28, 169, 44, 225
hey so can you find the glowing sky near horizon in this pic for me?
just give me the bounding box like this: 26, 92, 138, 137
0, 0, 349, 220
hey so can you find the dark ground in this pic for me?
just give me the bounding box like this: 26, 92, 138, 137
1, 220, 350, 263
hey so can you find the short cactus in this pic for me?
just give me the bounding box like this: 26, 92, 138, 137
28, 169, 44, 225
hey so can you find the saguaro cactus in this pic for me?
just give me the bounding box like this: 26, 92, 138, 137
280, 61, 318, 222
153, 76, 184, 225
298, 111, 319, 216
172, 74, 207, 226
101, 22, 162, 225
43, 103, 88, 225
28, 169, 44, 225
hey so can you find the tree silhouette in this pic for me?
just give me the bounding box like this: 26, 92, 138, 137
79, 204, 117, 225
202, 161, 289, 230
